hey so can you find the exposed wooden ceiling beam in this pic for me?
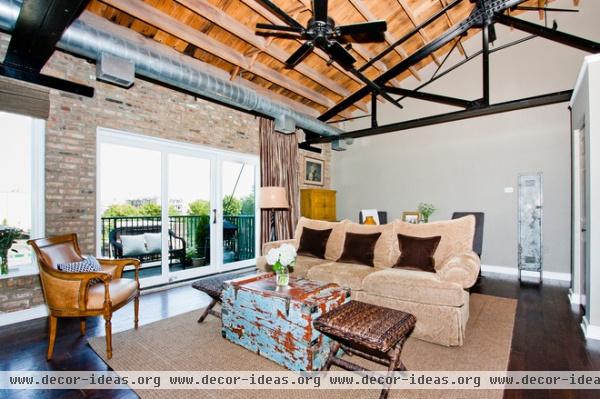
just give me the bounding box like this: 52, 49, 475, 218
348, 0, 422, 81
395, 0, 442, 65
438, 0, 466, 56
101, 0, 337, 109
173, 0, 363, 111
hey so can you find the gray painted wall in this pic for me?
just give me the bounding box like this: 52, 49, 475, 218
332, 0, 600, 273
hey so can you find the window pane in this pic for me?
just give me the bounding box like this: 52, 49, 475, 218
99, 143, 162, 279
168, 153, 211, 271
222, 161, 256, 264
0, 111, 33, 268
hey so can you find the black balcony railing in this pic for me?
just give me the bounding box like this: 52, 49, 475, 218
100, 215, 255, 263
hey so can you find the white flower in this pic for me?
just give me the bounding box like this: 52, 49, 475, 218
278, 243, 297, 267
266, 248, 281, 265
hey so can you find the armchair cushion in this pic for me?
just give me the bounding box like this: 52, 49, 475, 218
57, 256, 103, 284
57, 256, 101, 273
87, 279, 138, 310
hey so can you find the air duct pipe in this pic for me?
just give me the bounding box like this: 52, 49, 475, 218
0, 0, 345, 141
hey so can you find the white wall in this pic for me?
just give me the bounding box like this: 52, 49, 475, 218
332, 0, 600, 273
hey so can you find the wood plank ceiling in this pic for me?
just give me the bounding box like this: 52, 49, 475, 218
85, 0, 564, 121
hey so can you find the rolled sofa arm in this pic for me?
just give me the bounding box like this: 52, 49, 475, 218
437, 252, 481, 289
257, 239, 298, 272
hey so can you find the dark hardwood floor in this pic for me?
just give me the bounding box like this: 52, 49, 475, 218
1, 273, 599, 399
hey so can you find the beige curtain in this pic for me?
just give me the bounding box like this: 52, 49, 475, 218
259, 117, 299, 249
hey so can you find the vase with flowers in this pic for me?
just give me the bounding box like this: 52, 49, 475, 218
417, 203, 436, 223
0, 226, 23, 275
265, 243, 297, 287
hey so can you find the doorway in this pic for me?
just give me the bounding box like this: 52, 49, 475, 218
97, 128, 259, 288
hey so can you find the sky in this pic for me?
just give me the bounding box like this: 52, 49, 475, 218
100, 143, 255, 212
0, 111, 32, 230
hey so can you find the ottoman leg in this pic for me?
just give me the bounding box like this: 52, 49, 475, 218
198, 298, 218, 323
379, 338, 408, 399
324, 341, 341, 371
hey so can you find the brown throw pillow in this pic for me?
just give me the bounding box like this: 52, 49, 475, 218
297, 227, 333, 259
337, 232, 382, 267
393, 233, 441, 273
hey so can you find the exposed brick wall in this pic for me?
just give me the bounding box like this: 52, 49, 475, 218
0, 32, 331, 315
0, 276, 45, 313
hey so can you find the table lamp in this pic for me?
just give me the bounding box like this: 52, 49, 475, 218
259, 186, 289, 242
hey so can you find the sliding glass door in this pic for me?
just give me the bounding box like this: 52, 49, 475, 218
97, 128, 259, 287
220, 159, 258, 272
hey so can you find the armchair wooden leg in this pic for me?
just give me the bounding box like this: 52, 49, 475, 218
134, 295, 139, 329
104, 313, 113, 359
79, 317, 86, 336
47, 315, 57, 361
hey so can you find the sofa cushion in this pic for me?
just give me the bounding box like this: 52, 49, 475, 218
307, 262, 378, 290
297, 227, 332, 259
294, 217, 348, 261
289, 256, 330, 278
393, 234, 441, 273
362, 268, 466, 307
338, 232, 381, 267
344, 222, 397, 268
393, 215, 475, 271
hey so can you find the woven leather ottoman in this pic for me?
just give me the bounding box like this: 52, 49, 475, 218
314, 300, 416, 399
192, 271, 256, 323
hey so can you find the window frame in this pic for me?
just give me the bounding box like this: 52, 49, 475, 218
0, 113, 45, 279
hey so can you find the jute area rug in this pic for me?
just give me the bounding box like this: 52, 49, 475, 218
89, 293, 517, 399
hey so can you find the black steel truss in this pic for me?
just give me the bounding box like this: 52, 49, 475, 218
494, 13, 600, 53
0, 64, 94, 97
319, 0, 530, 121
5, 0, 90, 72
384, 87, 474, 108
303, 0, 600, 148
3, 0, 93, 97
308, 90, 572, 144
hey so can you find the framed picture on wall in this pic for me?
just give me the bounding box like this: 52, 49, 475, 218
402, 211, 420, 224
304, 158, 324, 186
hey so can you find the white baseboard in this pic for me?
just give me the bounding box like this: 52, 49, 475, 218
568, 288, 583, 305
0, 304, 48, 327
581, 317, 600, 341
481, 264, 571, 282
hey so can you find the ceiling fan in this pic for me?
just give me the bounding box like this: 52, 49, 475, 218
255, 0, 403, 111
255, 0, 387, 69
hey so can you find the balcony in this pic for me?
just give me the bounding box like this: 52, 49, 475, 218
100, 215, 255, 279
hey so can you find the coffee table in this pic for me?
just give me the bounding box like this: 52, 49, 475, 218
221, 272, 350, 371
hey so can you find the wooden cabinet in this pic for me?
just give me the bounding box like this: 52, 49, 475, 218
300, 189, 336, 221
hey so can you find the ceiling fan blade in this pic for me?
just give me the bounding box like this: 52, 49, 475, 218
286, 42, 314, 67
256, 23, 304, 33
256, 0, 304, 29
325, 40, 356, 69
336, 20, 387, 36
312, 0, 328, 22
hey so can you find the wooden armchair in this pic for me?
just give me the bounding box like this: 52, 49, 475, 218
28, 234, 140, 360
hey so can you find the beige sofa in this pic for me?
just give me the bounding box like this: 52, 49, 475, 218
257, 216, 480, 347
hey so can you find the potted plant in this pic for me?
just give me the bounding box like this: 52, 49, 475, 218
0, 226, 23, 275
265, 243, 296, 287
418, 203, 436, 223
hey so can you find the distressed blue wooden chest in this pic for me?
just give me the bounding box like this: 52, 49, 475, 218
221, 273, 350, 371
